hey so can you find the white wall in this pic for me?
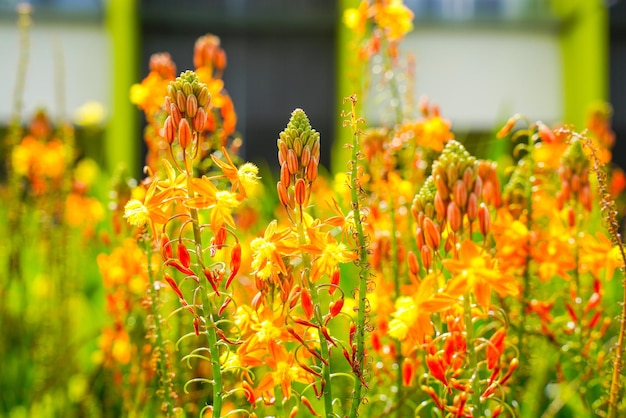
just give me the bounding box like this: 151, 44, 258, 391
0, 20, 110, 124
368, 25, 563, 130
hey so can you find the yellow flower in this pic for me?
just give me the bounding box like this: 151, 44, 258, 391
343, 0, 369, 35
123, 199, 150, 227
74, 101, 106, 127
374, 0, 414, 42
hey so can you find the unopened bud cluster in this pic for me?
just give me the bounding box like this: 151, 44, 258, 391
557, 138, 592, 214
163, 71, 211, 149
276, 109, 321, 209
411, 140, 490, 269
149, 52, 177, 80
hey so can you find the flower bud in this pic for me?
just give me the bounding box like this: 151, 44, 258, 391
466, 192, 478, 221
277, 181, 289, 207
301, 288, 314, 320
423, 217, 440, 250
176, 90, 186, 112
197, 86, 210, 108
453, 180, 468, 210
434, 174, 449, 200
287, 149, 299, 174
193, 107, 206, 132
420, 245, 432, 271
447, 201, 462, 232
473, 175, 482, 197
407, 251, 419, 276
478, 203, 490, 236
306, 157, 318, 182
295, 178, 306, 206
178, 118, 192, 149
415, 227, 425, 249
311, 139, 320, 161
434, 191, 446, 223
300, 144, 311, 169
163, 115, 175, 144
186, 93, 198, 118
170, 102, 183, 126
280, 162, 291, 187
293, 137, 303, 156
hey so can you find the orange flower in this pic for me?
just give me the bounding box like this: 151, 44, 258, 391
373, 0, 414, 42
254, 340, 316, 401
388, 274, 456, 351
579, 232, 625, 280
443, 240, 518, 308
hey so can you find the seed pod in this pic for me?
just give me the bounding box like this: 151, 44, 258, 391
178, 118, 192, 149
193, 106, 206, 132
163, 115, 175, 144
186, 93, 198, 118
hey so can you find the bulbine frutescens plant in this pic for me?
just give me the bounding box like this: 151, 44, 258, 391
124, 70, 256, 417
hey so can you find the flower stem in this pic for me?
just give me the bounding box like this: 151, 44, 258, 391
577, 133, 626, 418
345, 96, 371, 418
464, 295, 482, 417
295, 218, 334, 417
184, 155, 224, 418
144, 238, 176, 417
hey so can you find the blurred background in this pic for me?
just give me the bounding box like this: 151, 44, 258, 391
0, 0, 623, 176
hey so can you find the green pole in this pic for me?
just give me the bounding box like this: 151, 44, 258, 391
333, 0, 361, 175
553, 0, 608, 128
105, 0, 139, 176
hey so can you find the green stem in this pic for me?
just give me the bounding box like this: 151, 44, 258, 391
517, 136, 535, 358
144, 239, 176, 417
184, 155, 224, 418
347, 97, 371, 418
295, 217, 334, 417
388, 195, 404, 415
464, 295, 482, 417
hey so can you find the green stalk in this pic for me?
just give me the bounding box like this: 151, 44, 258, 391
577, 133, 626, 418
388, 195, 404, 415
144, 239, 176, 417
517, 132, 535, 357
184, 155, 224, 417
464, 295, 482, 417
295, 217, 334, 417
346, 97, 371, 418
